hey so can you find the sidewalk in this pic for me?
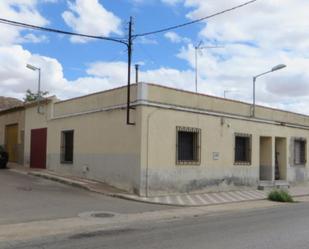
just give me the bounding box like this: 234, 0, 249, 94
121, 186, 309, 206
8, 163, 126, 196
8, 164, 309, 207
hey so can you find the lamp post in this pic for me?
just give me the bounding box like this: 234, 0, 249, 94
252, 64, 286, 117
26, 64, 42, 113
194, 41, 223, 93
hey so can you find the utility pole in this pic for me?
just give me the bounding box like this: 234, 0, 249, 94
126, 16, 135, 125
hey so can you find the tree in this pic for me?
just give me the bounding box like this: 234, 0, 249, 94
24, 89, 49, 102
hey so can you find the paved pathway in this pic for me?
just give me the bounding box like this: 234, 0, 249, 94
8, 163, 309, 207
120, 186, 309, 206
120, 190, 267, 206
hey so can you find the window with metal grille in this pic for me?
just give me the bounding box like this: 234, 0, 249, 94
234, 133, 251, 164
176, 127, 201, 165
61, 130, 74, 164
294, 139, 306, 165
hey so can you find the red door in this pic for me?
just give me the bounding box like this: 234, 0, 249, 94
30, 128, 47, 169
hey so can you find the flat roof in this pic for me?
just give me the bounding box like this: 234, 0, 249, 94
1, 82, 307, 119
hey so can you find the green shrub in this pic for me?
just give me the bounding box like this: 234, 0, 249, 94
268, 189, 294, 202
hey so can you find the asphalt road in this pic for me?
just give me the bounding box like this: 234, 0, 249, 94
8, 200, 309, 249
0, 170, 170, 224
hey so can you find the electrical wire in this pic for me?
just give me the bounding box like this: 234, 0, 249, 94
134, 0, 258, 37
0, 0, 258, 44
0, 18, 128, 45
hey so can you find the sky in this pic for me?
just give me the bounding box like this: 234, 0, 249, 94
0, 0, 309, 114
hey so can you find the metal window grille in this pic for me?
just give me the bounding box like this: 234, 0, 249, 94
61, 130, 74, 164
176, 127, 201, 165
234, 133, 251, 165
294, 139, 306, 165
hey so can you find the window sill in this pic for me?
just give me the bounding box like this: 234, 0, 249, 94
61, 161, 73, 165
176, 161, 201, 166
293, 163, 306, 167
234, 162, 251, 166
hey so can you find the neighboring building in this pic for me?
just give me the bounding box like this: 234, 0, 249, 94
1, 83, 309, 196
0, 96, 24, 164
0, 106, 25, 164
0, 96, 23, 111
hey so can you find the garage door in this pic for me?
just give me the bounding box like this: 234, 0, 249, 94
30, 128, 47, 169
5, 124, 18, 162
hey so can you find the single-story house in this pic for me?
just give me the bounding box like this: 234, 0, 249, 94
1, 83, 308, 196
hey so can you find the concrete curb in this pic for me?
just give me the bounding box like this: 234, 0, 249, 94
112, 191, 309, 207
9, 168, 309, 207
29, 171, 90, 190
114, 193, 267, 207
113, 194, 183, 207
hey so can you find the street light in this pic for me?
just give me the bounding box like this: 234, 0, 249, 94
26, 64, 42, 114
194, 41, 223, 93
252, 64, 286, 117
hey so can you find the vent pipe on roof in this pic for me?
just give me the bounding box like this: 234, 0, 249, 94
135, 64, 139, 84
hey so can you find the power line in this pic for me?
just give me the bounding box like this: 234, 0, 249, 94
134, 0, 258, 37
0, 0, 258, 44
0, 18, 128, 45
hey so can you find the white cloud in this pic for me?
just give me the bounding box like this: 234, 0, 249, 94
62, 0, 122, 43
18, 34, 49, 43
0, 45, 125, 100
184, 0, 309, 52
164, 32, 181, 43
1, 0, 309, 117
0, 0, 125, 100
86, 61, 196, 91
137, 36, 158, 45
0, 0, 49, 45
160, 0, 309, 114
161, 0, 183, 5
164, 31, 191, 44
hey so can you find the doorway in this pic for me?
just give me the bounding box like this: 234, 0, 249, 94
30, 128, 47, 169
259, 137, 272, 181
275, 137, 287, 180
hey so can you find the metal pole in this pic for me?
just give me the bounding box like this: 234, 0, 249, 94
37, 68, 41, 113
135, 64, 139, 84
252, 76, 256, 117
126, 16, 135, 125
195, 47, 198, 93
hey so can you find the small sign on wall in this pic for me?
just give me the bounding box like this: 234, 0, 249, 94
213, 152, 220, 160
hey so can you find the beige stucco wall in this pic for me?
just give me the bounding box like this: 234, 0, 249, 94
46, 109, 141, 193
138, 84, 309, 196
145, 83, 309, 127
53, 85, 137, 117
17, 83, 309, 196
23, 101, 53, 167
43, 86, 142, 194
139, 106, 309, 195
